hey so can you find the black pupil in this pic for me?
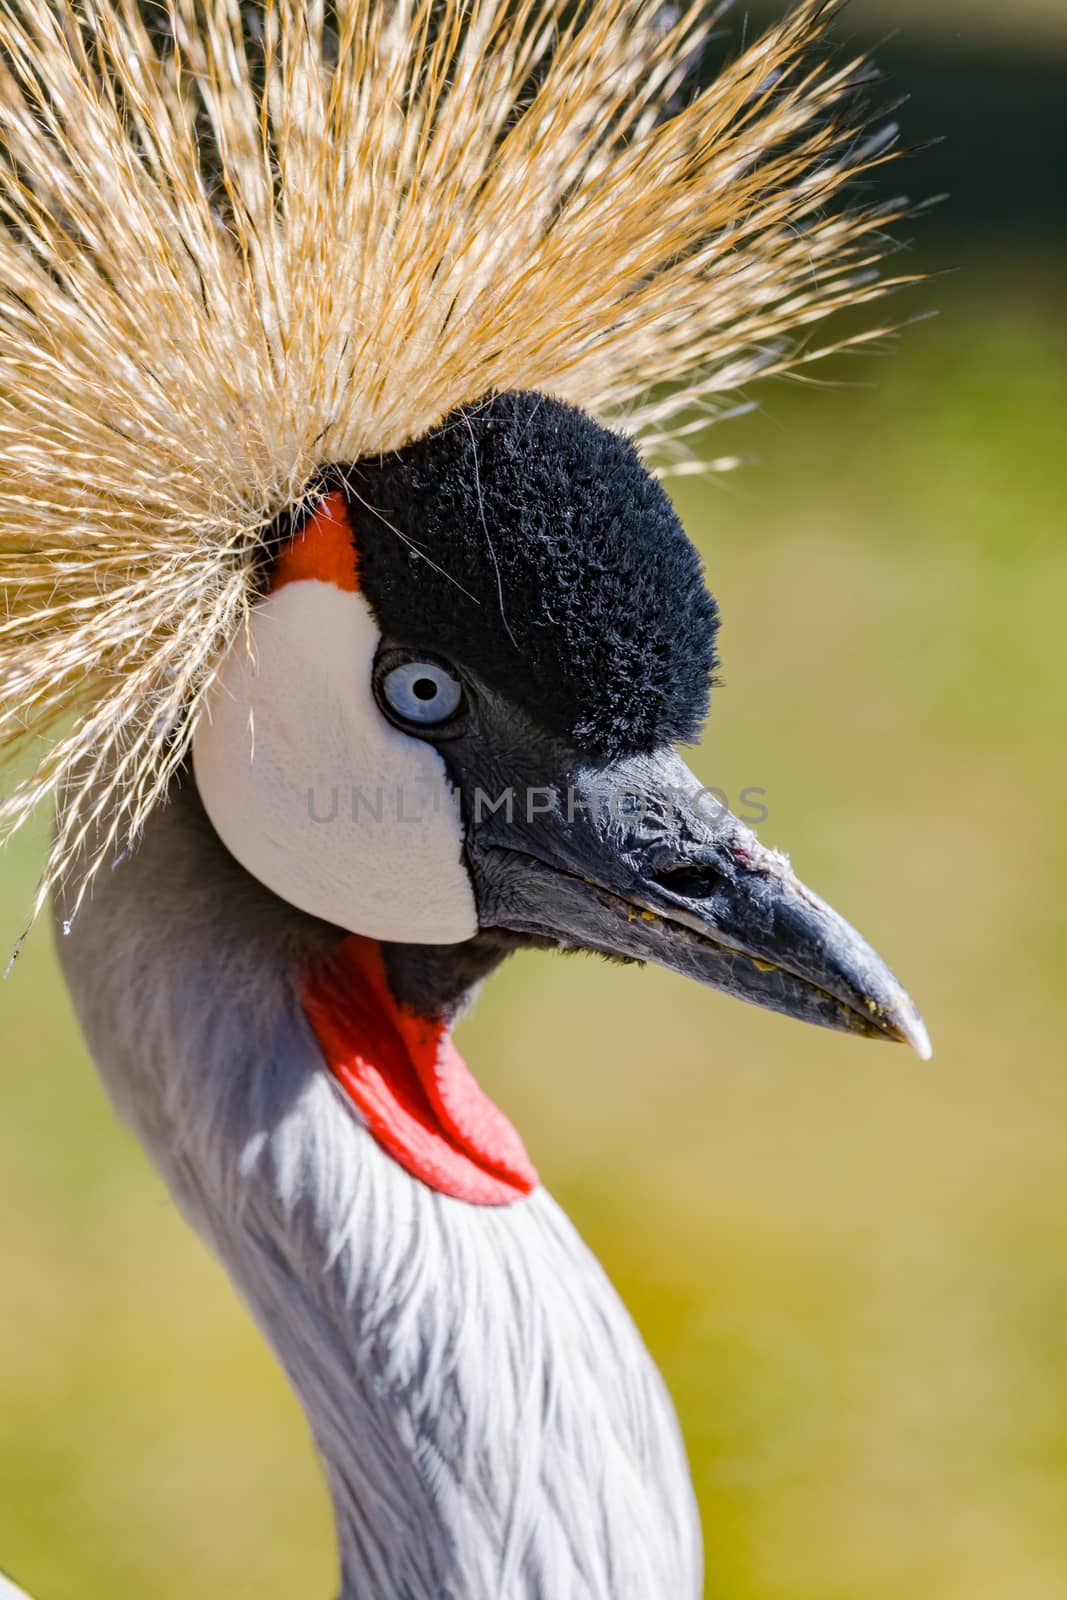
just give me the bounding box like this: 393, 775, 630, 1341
412, 676, 438, 702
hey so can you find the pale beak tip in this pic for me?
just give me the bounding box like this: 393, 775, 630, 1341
911, 1025, 933, 1062
893, 1006, 932, 1061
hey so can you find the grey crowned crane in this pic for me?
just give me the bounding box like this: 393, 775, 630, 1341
0, 1, 929, 1595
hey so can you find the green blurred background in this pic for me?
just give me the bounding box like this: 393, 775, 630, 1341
2, 4, 1065, 1596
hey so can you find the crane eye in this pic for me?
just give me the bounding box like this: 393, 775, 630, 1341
376, 655, 465, 730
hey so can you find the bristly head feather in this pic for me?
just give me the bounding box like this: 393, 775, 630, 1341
0, 0, 916, 928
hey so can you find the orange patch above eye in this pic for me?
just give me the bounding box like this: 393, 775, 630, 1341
270, 489, 360, 593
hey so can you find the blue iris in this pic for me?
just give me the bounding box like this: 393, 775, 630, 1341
381, 660, 463, 726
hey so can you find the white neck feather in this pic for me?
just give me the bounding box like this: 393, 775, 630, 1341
54, 778, 700, 1599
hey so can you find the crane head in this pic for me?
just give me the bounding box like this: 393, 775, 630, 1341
192, 392, 929, 1204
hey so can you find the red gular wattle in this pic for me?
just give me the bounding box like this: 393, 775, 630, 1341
302, 935, 538, 1206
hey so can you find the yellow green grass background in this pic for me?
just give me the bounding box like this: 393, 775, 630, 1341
1, 11, 1065, 1600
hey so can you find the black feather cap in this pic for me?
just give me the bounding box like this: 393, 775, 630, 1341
343, 392, 719, 759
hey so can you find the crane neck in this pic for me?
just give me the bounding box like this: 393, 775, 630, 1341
52, 774, 700, 1597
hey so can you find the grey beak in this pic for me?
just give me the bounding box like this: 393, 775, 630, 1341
465, 747, 931, 1058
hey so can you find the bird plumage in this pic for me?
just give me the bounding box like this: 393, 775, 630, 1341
0, 4, 930, 1597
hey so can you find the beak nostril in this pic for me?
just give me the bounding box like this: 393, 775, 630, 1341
650, 861, 725, 901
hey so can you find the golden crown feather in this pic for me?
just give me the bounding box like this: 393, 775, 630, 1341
0, 0, 915, 932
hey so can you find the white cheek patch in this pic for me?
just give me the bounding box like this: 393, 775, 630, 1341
192, 583, 478, 944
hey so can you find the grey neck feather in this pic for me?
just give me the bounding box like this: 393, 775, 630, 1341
53, 778, 700, 1599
